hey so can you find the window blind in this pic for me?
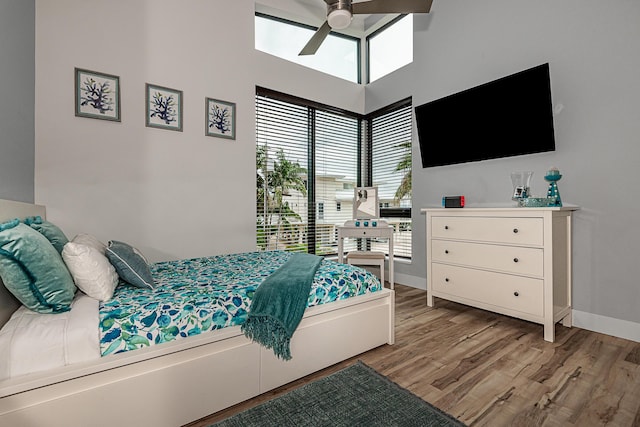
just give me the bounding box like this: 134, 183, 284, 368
370, 100, 413, 259
256, 89, 360, 255
315, 110, 360, 255
256, 88, 411, 259
256, 95, 310, 252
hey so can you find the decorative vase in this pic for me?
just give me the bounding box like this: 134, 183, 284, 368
544, 168, 563, 207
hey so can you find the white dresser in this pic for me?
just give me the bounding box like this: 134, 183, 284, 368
422, 205, 578, 342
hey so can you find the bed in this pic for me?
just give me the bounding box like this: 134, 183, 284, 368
0, 199, 394, 427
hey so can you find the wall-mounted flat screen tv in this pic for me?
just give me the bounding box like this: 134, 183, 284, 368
415, 63, 556, 168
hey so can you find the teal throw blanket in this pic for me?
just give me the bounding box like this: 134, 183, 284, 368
241, 253, 322, 360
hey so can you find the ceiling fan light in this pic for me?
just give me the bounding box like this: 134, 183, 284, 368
327, 9, 352, 30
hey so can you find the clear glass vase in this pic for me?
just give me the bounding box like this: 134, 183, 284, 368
511, 171, 533, 201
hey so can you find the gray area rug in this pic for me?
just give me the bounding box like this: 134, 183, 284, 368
212, 361, 466, 427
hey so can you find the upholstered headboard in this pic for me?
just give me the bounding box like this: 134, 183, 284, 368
0, 199, 47, 327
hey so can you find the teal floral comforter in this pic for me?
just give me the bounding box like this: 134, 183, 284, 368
99, 251, 381, 356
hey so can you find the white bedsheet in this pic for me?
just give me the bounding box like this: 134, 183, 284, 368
0, 293, 100, 381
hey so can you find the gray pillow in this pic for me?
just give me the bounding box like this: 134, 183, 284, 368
105, 240, 155, 289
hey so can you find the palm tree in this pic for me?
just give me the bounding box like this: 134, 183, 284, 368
256, 146, 307, 250
394, 141, 412, 202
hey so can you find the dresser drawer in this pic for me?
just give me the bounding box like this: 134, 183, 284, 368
431, 239, 544, 277
431, 216, 543, 246
431, 263, 543, 317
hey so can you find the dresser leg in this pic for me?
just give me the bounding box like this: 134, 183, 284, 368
561, 312, 573, 328
427, 293, 434, 307
544, 321, 555, 342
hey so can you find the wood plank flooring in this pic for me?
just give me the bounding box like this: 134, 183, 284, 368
186, 284, 640, 427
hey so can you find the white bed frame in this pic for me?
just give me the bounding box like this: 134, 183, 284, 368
0, 199, 395, 427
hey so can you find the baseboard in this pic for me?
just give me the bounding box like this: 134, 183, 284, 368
387, 272, 425, 290
572, 310, 640, 343
394, 276, 640, 344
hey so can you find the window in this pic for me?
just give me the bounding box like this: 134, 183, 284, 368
255, 13, 360, 84
256, 94, 310, 253
367, 15, 413, 83
315, 109, 360, 254
369, 99, 413, 259
256, 88, 360, 255
256, 88, 412, 260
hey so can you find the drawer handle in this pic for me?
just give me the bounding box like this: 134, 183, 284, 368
513, 228, 519, 234
445, 250, 449, 254
445, 278, 449, 282
444, 225, 449, 230
514, 291, 519, 297
513, 257, 519, 263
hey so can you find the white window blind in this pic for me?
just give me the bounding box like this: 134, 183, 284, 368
256, 89, 360, 255
256, 95, 309, 252
371, 100, 413, 259
315, 110, 359, 255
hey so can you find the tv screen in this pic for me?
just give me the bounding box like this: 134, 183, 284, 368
415, 63, 556, 168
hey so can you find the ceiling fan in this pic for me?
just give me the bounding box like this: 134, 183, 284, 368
299, 0, 433, 56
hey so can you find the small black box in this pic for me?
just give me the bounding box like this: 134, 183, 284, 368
442, 196, 465, 208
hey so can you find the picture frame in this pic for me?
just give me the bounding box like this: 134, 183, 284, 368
146, 83, 183, 131
205, 97, 236, 140
75, 68, 121, 122
353, 187, 380, 219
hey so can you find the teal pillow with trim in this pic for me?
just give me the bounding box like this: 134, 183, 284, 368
24, 216, 69, 254
105, 240, 155, 289
0, 220, 76, 313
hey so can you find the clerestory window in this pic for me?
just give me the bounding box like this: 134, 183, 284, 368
255, 12, 414, 84
255, 13, 360, 84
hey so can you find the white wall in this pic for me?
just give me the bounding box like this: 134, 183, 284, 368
366, 0, 640, 335
34, 0, 362, 263
0, 0, 35, 203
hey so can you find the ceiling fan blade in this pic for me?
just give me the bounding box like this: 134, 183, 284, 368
299, 21, 332, 56
352, 0, 433, 15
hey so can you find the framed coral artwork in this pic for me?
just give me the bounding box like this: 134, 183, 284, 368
205, 97, 236, 140
146, 83, 183, 131
75, 68, 121, 122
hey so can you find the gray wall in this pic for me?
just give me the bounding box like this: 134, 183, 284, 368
0, 0, 35, 203
366, 0, 640, 333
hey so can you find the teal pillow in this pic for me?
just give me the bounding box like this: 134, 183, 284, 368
0, 220, 76, 313
24, 216, 69, 254
105, 240, 155, 289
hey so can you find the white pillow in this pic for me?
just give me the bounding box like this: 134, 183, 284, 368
62, 238, 118, 301
71, 233, 107, 254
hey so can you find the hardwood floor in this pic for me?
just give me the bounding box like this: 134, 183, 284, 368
186, 284, 640, 427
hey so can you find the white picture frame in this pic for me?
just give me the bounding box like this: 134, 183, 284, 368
353, 187, 379, 219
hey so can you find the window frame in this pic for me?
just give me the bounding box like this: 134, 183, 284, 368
255, 12, 362, 84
